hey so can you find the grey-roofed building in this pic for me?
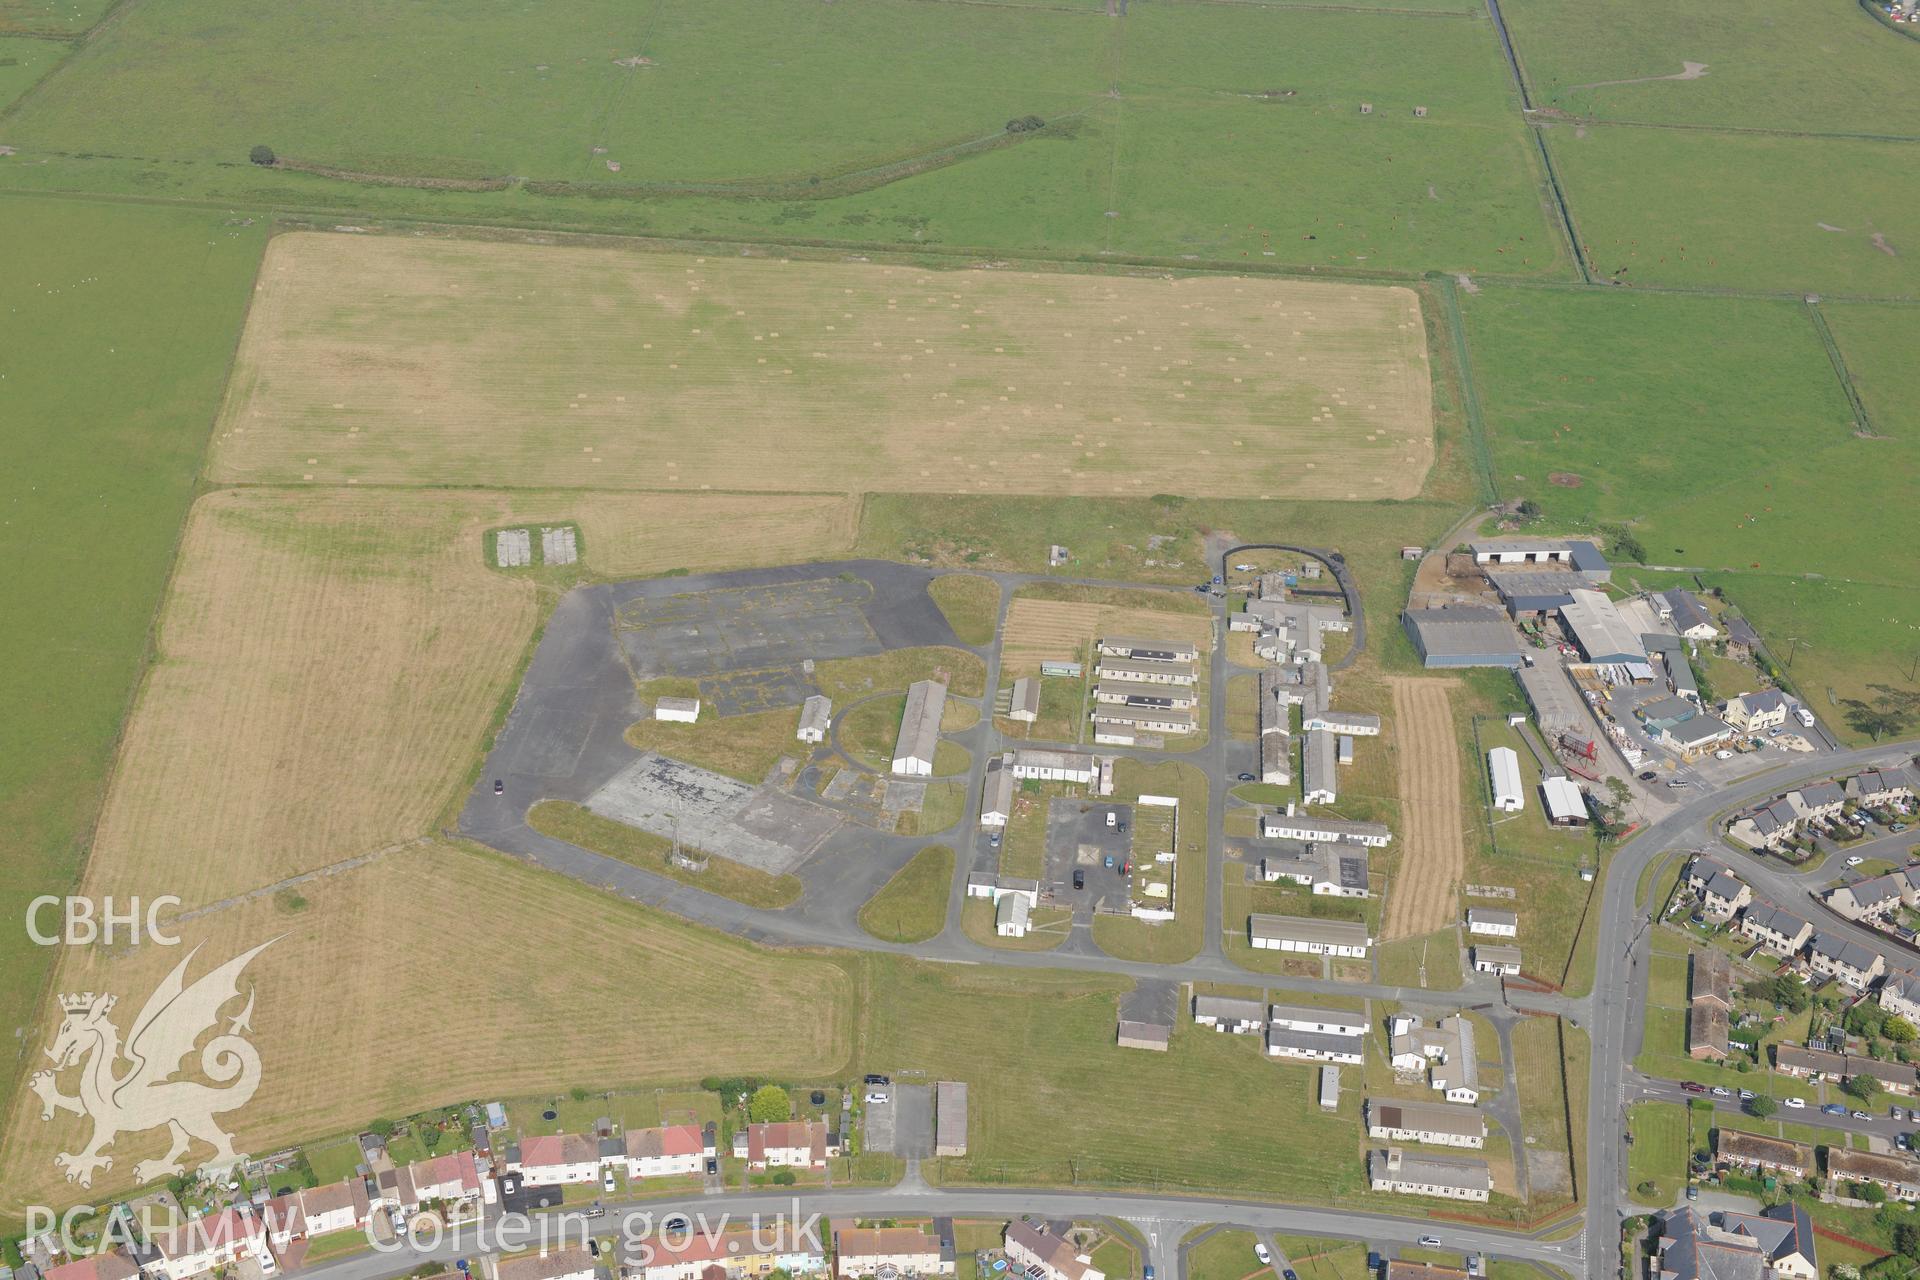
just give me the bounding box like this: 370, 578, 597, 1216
1485, 569, 1582, 617
1807, 933, 1886, 989
1260, 730, 1292, 787
1267, 1003, 1369, 1037
1566, 540, 1611, 584
1192, 995, 1266, 1033
1720, 1204, 1816, 1279
1264, 1024, 1366, 1065
1662, 713, 1736, 755
1259, 843, 1368, 898
1466, 907, 1518, 937
1772, 1043, 1847, 1078
1881, 971, 1920, 1023
1249, 914, 1371, 957
891, 679, 948, 777
1791, 781, 1847, 817
797, 694, 833, 743
1660, 589, 1719, 641
1825, 872, 1913, 922
1007, 678, 1042, 724
1366, 1098, 1487, 1148
1403, 607, 1525, 669
1090, 704, 1196, 735
1685, 859, 1750, 921
1470, 539, 1575, 566
1726, 617, 1762, 657
1097, 637, 1201, 662
1740, 901, 1812, 955
1471, 944, 1523, 975
1850, 768, 1919, 805
1561, 588, 1645, 664
1008, 748, 1096, 783
1116, 1019, 1171, 1052
1725, 691, 1790, 733
1518, 663, 1588, 735
979, 756, 1015, 828
995, 893, 1031, 938
1654, 1208, 1765, 1280
1092, 680, 1199, 709
1092, 655, 1196, 685
1302, 728, 1338, 804
1261, 812, 1393, 847
1303, 709, 1382, 736
934, 1081, 967, 1156
1367, 1148, 1491, 1201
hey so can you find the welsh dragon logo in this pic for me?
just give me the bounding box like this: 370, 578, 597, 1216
31, 940, 274, 1187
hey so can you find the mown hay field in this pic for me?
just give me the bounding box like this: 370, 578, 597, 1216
210, 233, 1435, 500
1000, 595, 1213, 677
2, 841, 853, 1207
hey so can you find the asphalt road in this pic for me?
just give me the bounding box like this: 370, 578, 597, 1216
1583, 737, 1920, 1280
301, 1187, 1584, 1280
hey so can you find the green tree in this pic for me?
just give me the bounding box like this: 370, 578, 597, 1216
748, 1084, 791, 1124
422, 1126, 443, 1153
1746, 1095, 1777, 1119
249, 145, 276, 167
1889, 1017, 1918, 1044
770, 1168, 797, 1186
1839, 685, 1920, 742
1843, 1073, 1880, 1102
369, 1117, 397, 1139
570, 1085, 591, 1102
1860, 1182, 1888, 1206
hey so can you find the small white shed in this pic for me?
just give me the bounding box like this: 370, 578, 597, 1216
1488, 746, 1523, 812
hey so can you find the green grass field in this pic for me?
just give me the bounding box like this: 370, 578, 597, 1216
870, 960, 1365, 1201
526, 801, 804, 909
1503, 0, 1920, 135
859, 845, 954, 944
1626, 1101, 1688, 1206
0, 0, 1564, 278
930, 575, 1002, 648
1463, 285, 1920, 735
0, 34, 63, 105
1546, 125, 1920, 295
0, 197, 267, 1123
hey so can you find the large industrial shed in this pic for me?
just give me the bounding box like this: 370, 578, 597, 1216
1403, 607, 1525, 669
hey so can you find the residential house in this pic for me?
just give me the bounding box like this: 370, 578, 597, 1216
500, 1251, 597, 1280
1825, 872, 1913, 923
1845, 1056, 1919, 1096
1729, 799, 1801, 852
517, 1134, 600, 1187
1881, 971, 1920, 1023
1792, 783, 1848, 823
42, 1254, 140, 1280
1466, 908, 1518, 938
1726, 619, 1762, 661
1686, 860, 1751, 922
1807, 933, 1887, 989
1366, 1148, 1491, 1202
1716, 1131, 1814, 1180
1740, 902, 1812, 956
149, 1208, 269, 1280
740, 1119, 836, 1170
1365, 1098, 1486, 1149
1659, 590, 1720, 643
1719, 1205, 1817, 1280
623, 1123, 712, 1180
1772, 1044, 1848, 1080
1827, 1147, 1920, 1201
1003, 1222, 1104, 1280
1849, 769, 1917, 807
1725, 692, 1790, 735
834, 1225, 953, 1279
1654, 1206, 1815, 1280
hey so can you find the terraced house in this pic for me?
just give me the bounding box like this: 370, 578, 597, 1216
1739, 902, 1813, 956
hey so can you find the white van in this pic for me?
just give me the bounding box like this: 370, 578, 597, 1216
1106, 811, 1117, 827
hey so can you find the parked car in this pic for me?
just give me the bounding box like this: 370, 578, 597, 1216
1104, 854, 1116, 869
1738, 1090, 1756, 1100
1822, 1103, 1848, 1115
1145, 1268, 1156, 1280
493, 778, 504, 795
864, 1073, 889, 1085
1784, 1097, 1805, 1109
989, 832, 1001, 847
865, 1091, 889, 1104
1854, 1110, 1872, 1120
1900, 1134, 1913, 1152
1894, 1105, 1907, 1120
1680, 1081, 1708, 1094
1686, 1186, 1699, 1201
1254, 1245, 1272, 1267
1284, 1270, 1299, 1280
1367, 1255, 1383, 1276
1194, 584, 1211, 594
1638, 771, 1658, 782
1212, 574, 1225, 585
1238, 772, 1257, 782
1417, 1237, 1442, 1249
1106, 811, 1117, 828
1714, 749, 1735, 760
705, 1157, 719, 1175
1073, 869, 1085, 890
1847, 855, 1866, 867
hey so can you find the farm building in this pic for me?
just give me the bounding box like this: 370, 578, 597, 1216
891, 679, 948, 776
1540, 776, 1588, 825
1560, 589, 1644, 665
1658, 589, 1719, 642
1249, 914, 1371, 957
1486, 570, 1581, 618
1469, 539, 1576, 567
1488, 747, 1523, 812
654, 696, 700, 723
796, 695, 832, 743
1403, 606, 1525, 669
